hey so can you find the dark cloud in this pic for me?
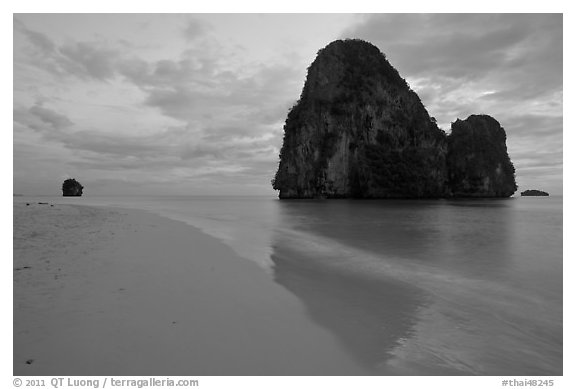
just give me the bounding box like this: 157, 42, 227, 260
17, 23, 56, 54
14, 103, 73, 131
144, 86, 197, 119
15, 21, 120, 81
182, 18, 211, 42
343, 14, 561, 86
58, 42, 118, 80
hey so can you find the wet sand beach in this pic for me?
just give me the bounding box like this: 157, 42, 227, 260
13, 202, 368, 375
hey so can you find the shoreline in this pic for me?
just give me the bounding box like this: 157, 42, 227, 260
13, 202, 369, 375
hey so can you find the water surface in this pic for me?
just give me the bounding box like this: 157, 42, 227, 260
16, 195, 562, 375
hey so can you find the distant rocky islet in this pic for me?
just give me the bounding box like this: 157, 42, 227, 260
272, 39, 518, 199
62, 178, 84, 197
520, 190, 549, 196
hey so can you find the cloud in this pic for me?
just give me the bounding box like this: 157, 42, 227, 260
14, 103, 73, 132
342, 14, 562, 192
17, 109, 177, 161
182, 18, 211, 42
17, 22, 56, 54
343, 14, 561, 83
119, 57, 216, 89
14, 19, 298, 191
14, 98, 281, 192
15, 21, 120, 81
57, 42, 118, 80
503, 114, 562, 140
341, 14, 562, 117
15, 19, 301, 130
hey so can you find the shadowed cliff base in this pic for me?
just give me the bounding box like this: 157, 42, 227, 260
272, 39, 517, 199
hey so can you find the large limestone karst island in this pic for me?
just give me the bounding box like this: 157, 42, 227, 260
272, 39, 517, 199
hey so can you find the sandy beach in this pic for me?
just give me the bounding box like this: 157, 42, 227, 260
13, 202, 368, 376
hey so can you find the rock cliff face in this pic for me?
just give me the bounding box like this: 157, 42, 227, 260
272, 39, 517, 199
447, 115, 517, 197
272, 39, 447, 198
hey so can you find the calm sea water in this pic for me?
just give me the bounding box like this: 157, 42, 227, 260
15, 195, 563, 375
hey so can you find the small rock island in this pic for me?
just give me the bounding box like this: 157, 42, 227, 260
521, 190, 549, 196
272, 39, 517, 199
62, 178, 84, 197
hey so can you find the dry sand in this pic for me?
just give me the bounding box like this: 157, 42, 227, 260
13, 202, 369, 376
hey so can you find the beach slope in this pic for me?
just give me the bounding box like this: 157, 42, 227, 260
13, 202, 367, 375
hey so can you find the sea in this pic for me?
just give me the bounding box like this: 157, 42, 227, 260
14, 194, 563, 375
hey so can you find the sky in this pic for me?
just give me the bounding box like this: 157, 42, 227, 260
13, 13, 563, 196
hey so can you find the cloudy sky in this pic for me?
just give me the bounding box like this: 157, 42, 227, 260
13, 13, 562, 196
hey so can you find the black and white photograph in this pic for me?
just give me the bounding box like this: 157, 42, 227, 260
10, 7, 567, 385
